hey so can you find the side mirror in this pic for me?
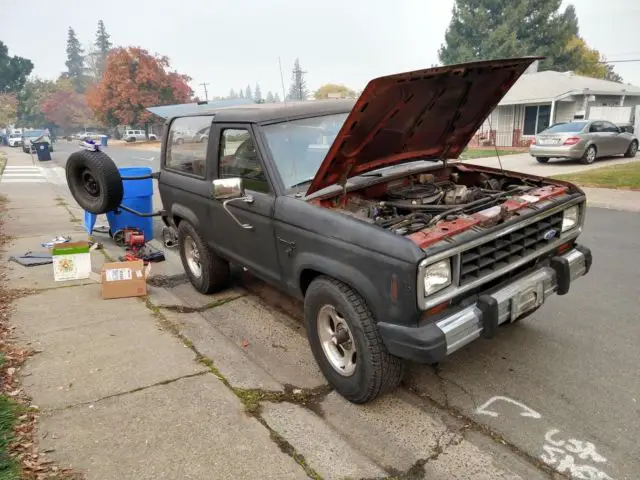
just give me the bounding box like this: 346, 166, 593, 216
212, 177, 245, 200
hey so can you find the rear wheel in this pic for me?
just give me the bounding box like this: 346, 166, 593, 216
624, 140, 638, 158
177, 221, 230, 294
536, 157, 550, 164
304, 276, 405, 404
580, 145, 597, 164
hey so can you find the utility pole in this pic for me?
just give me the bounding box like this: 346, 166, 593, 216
199, 82, 210, 102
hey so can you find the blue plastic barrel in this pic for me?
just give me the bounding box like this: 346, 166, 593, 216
100, 135, 108, 147
84, 166, 154, 241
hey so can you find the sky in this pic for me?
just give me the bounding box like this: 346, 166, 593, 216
1, 0, 639, 100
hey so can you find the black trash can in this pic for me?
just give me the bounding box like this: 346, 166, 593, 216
34, 142, 52, 161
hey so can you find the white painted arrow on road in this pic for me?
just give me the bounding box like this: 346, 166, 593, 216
475, 396, 542, 419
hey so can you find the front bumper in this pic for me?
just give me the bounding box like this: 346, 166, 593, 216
529, 144, 585, 159
379, 245, 592, 363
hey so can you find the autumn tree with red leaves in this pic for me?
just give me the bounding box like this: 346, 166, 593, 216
86, 47, 192, 130
41, 87, 92, 132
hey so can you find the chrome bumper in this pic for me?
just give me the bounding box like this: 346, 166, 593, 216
437, 246, 591, 356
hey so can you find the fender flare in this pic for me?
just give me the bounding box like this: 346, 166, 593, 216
293, 252, 383, 320
171, 204, 200, 229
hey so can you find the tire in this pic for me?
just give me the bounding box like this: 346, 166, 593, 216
624, 140, 638, 158
65, 149, 123, 214
580, 145, 597, 164
177, 221, 229, 294
304, 276, 405, 404
536, 157, 550, 164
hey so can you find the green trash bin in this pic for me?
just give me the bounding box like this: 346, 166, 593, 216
34, 142, 52, 161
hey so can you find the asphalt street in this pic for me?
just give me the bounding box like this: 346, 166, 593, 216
30, 141, 640, 478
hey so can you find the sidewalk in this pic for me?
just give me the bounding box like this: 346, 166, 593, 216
0, 147, 556, 480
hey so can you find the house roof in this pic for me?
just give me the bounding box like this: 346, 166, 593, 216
499, 70, 640, 105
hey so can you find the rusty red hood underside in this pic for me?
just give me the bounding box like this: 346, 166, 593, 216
407, 184, 569, 249
306, 57, 542, 196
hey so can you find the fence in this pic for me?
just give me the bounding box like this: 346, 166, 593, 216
467, 126, 533, 149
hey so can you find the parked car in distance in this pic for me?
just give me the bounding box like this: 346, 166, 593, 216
64, 57, 593, 404
22, 130, 53, 153
8, 133, 23, 147
530, 119, 638, 164
123, 129, 157, 142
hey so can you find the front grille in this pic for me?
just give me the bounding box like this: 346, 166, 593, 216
459, 212, 563, 286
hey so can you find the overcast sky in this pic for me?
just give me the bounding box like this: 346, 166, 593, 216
1, 0, 639, 100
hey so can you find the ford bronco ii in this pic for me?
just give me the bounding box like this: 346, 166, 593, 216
65, 57, 592, 403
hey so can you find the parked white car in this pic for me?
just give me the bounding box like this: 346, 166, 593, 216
8, 133, 23, 147
123, 129, 157, 142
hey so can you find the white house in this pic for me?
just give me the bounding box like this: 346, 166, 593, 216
475, 68, 640, 147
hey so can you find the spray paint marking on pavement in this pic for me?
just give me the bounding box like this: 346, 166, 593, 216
475, 396, 614, 479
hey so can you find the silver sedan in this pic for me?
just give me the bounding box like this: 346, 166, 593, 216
529, 120, 638, 164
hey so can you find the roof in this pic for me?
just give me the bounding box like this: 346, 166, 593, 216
499, 70, 640, 105
146, 98, 255, 119
167, 99, 356, 124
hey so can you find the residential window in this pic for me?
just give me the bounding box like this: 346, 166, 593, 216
219, 129, 269, 193
523, 105, 552, 135
166, 115, 213, 177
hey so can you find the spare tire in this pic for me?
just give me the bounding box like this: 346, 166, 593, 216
66, 150, 123, 214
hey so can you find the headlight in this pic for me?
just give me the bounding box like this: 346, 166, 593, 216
423, 259, 452, 296
562, 205, 579, 232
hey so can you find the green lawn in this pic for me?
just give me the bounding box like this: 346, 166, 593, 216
0, 393, 19, 479
459, 148, 522, 159
553, 161, 640, 190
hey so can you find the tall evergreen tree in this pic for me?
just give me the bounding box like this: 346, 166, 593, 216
287, 58, 308, 101
228, 88, 237, 99
245, 84, 252, 100
65, 27, 86, 92
254, 83, 262, 102
438, 0, 579, 72
274, 92, 281, 103
266, 91, 274, 103
94, 20, 112, 78
239, 89, 245, 99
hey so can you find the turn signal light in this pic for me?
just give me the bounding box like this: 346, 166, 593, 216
530, 137, 536, 145
563, 137, 580, 145
556, 241, 574, 254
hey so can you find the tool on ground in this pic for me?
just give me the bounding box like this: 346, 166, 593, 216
113, 227, 146, 249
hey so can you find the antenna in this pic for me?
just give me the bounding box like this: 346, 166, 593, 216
278, 57, 287, 104
199, 82, 210, 102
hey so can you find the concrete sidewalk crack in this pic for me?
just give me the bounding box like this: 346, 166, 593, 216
46, 370, 210, 413
157, 294, 246, 313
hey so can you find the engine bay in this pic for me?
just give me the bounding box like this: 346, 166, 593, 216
320, 166, 572, 244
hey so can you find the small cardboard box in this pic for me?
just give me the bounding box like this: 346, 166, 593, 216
52, 241, 92, 282
101, 261, 149, 299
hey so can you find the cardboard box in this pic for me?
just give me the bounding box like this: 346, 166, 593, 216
101, 261, 149, 299
52, 241, 92, 282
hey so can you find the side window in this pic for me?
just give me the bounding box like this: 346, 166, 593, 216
219, 128, 269, 193
166, 116, 213, 177
602, 121, 619, 133
589, 122, 602, 133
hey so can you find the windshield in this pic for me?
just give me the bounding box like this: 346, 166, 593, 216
23, 130, 45, 137
261, 113, 348, 190
542, 122, 587, 133
9, 134, 20, 138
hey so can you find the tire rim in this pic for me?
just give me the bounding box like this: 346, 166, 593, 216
184, 236, 202, 278
631, 143, 638, 156
587, 147, 596, 162
81, 168, 100, 197
317, 305, 357, 377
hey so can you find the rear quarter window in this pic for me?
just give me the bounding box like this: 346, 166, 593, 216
165, 115, 213, 177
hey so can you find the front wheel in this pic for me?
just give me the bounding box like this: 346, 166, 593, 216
624, 140, 638, 158
536, 157, 550, 164
304, 276, 405, 404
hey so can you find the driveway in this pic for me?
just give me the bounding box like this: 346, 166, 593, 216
463, 151, 639, 177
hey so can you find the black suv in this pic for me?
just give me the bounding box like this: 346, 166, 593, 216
65, 57, 592, 404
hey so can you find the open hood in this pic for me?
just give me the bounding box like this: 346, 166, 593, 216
306, 57, 541, 195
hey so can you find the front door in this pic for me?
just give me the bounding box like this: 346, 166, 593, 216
207, 124, 282, 286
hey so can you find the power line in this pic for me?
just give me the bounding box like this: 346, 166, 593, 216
599, 59, 640, 64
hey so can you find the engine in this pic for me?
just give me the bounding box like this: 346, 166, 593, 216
334, 170, 534, 236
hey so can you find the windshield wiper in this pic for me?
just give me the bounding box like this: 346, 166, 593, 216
288, 178, 314, 189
